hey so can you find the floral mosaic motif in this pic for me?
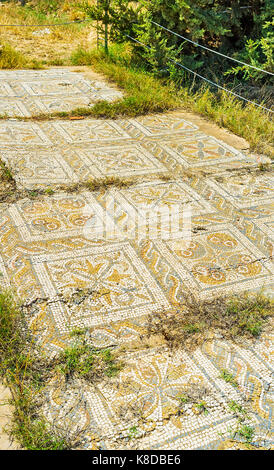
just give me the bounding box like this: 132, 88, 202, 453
7, 193, 107, 240
155, 224, 273, 295
29, 243, 169, 330
208, 174, 274, 208
74, 143, 167, 178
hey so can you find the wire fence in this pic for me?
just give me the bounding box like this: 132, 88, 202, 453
151, 21, 274, 76
126, 34, 273, 114
0, 11, 273, 113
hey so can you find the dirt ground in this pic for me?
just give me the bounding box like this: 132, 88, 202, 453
0, 385, 17, 450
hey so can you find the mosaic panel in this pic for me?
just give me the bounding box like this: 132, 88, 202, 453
72, 142, 167, 178
6, 192, 108, 241
19, 79, 93, 96
31, 95, 93, 113
154, 224, 274, 297
208, 173, 274, 208
50, 119, 130, 144
119, 113, 198, 138
0, 148, 78, 188
0, 122, 52, 147
110, 179, 214, 214
29, 242, 170, 331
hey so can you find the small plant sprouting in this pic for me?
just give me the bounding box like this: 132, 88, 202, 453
0, 160, 14, 182
44, 188, 54, 195
128, 425, 138, 439
220, 369, 239, 388
179, 395, 189, 405
228, 401, 247, 416
195, 401, 209, 415
237, 425, 255, 444
69, 327, 86, 337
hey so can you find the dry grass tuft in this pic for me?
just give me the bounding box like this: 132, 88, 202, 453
0, 159, 17, 203
146, 292, 273, 350
0, 1, 96, 66
0, 42, 43, 70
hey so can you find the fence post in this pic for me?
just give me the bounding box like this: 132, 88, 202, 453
96, 0, 109, 54
104, 0, 109, 55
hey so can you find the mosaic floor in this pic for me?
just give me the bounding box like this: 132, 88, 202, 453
0, 68, 273, 450
0, 68, 122, 117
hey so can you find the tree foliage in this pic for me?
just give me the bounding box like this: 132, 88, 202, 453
134, 0, 274, 83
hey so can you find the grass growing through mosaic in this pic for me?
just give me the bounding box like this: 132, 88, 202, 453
0, 285, 272, 449
220, 370, 239, 388
0, 289, 122, 449
0, 159, 14, 183
0, 171, 176, 204
147, 291, 273, 350
0, 159, 17, 204
59, 340, 123, 381
0, 289, 72, 449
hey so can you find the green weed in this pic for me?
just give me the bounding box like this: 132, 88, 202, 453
59, 341, 123, 380
0, 289, 73, 449
195, 401, 209, 415
220, 370, 239, 388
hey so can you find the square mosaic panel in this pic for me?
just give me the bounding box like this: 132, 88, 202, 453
30, 242, 170, 331
152, 134, 245, 168
0, 122, 52, 147
154, 224, 274, 297
0, 148, 77, 188
72, 142, 167, 178
83, 348, 234, 442
7, 192, 111, 242
94, 180, 215, 241
119, 113, 198, 138
208, 174, 274, 208
113, 179, 214, 214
